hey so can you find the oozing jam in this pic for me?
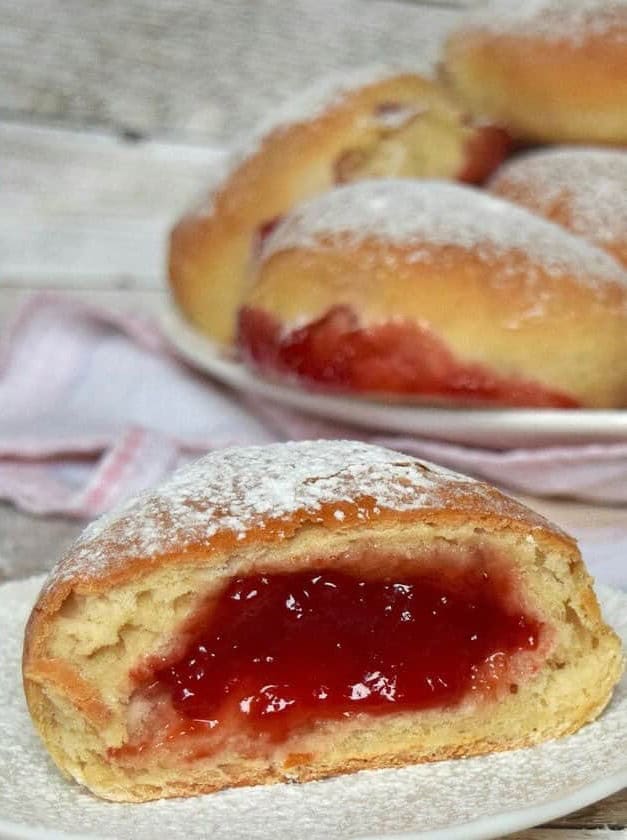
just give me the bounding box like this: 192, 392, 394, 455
144, 562, 542, 744
458, 124, 512, 185
238, 305, 580, 408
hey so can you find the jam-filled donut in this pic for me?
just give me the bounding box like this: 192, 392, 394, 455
490, 148, 627, 269
168, 67, 510, 344
442, 0, 627, 144
23, 441, 623, 802
238, 180, 627, 409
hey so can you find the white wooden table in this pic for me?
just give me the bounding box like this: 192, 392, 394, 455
2, 0, 625, 835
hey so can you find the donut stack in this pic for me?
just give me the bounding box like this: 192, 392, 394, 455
168, 0, 627, 409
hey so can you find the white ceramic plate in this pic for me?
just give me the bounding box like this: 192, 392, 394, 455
161, 307, 627, 450
2, 576, 626, 840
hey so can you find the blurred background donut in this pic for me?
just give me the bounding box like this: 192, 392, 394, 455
238, 179, 627, 409
168, 68, 509, 344
442, 0, 627, 145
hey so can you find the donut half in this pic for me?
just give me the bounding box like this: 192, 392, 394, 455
23, 441, 623, 802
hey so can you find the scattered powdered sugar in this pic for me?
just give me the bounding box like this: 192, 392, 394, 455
261, 179, 627, 287
491, 148, 627, 249
459, 0, 627, 44
4, 575, 626, 839
43, 440, 498, 590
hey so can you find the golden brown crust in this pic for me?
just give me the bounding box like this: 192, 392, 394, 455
24, 443, 564, 624
442, 7, 627, 144
168, 71, 510, 343
68, 690, 618, 803
22, 442, 624, 803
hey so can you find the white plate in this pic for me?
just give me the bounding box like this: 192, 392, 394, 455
161, 307, 627, 450
2, 576, 626, 840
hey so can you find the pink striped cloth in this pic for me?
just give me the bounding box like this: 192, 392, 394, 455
1, 293, 627, 521
2, 293, 626, 587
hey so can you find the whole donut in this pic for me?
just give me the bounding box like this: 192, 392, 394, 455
238, 180, 627, 408
168, 68, 510, 344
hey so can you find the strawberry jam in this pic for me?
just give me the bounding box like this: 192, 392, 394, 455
238, 305, 579, 408
148, 564, 542, 743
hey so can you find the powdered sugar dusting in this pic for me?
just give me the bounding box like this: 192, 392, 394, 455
262, 179, 627, 287
41, 440, 555, 594
239, 64, 408, 152
460, 0, 627, 44
190, 65, 413, 215
490, 148, 627, 252
5, 576, 626, 838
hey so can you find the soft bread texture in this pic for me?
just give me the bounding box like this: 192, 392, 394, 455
238, 180, 627, 408
490, 148, 627, 269
168, 68, 509, 344
23, 442, 623, 803
442, 0, 627, 144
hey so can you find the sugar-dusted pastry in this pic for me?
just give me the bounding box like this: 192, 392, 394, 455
23, 441, 623, 802
442, 0, 627, 144
168, 67, 510, 343
490, 148, 627, 269
238, 180, 627, 409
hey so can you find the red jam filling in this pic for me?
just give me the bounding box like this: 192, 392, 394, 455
458, 125, 512, 185
141, 563, 542, 745
238, 305, 579, 408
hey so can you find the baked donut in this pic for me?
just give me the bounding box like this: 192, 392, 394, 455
238, 180, 627, 409
442, 0, 627, 144
490, 148, 627, 269
23, 441, 623, 802
168, 67, 510, 344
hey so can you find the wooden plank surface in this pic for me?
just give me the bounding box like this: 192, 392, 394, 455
551, 789, 627, 829
2, 123, 224, 285
2, 0, 460, 143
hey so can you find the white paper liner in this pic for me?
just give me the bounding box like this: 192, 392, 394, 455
1, 576, 626, 840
